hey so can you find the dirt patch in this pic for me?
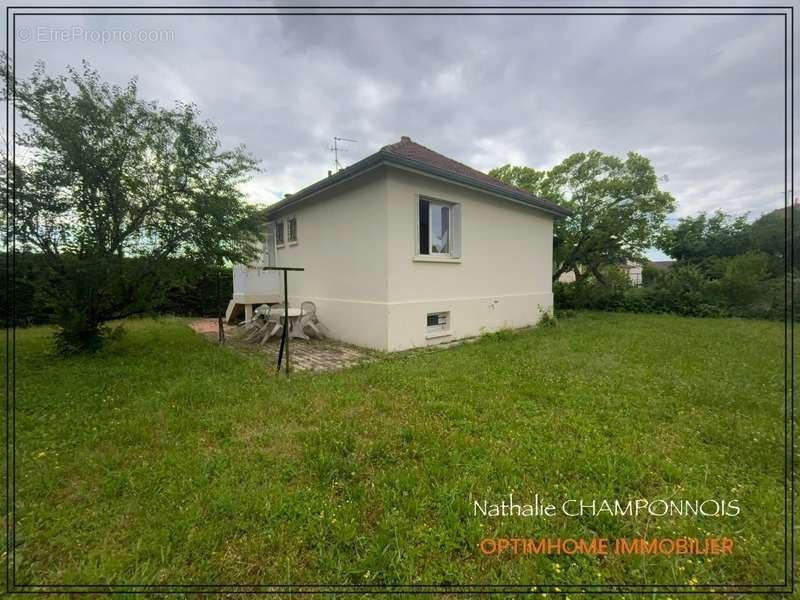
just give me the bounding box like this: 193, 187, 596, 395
188, 318, 375, 373
189, 318, 237, 337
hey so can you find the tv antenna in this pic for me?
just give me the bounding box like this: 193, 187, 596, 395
330, 136, 358, 172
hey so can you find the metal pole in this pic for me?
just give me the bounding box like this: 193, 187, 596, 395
284, 269, 289, 374
216, 267, 224, 344
277, 318, 286, 371
262, 266, 304, 375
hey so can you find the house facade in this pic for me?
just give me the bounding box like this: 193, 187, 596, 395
228, 137, 570, 351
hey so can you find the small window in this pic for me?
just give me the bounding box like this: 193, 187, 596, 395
275, 220, 285, 246
288, 217, 297, 243
418, 197, 460, 257
427, 311, 450, 332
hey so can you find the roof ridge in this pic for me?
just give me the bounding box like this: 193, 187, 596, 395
383, 138, 479, 171
381, 137, 547, 199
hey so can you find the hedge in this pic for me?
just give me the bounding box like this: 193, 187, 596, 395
1, 253, 233, 326
554, 260, 798, 321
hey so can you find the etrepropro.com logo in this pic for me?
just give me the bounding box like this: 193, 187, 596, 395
17, 26, 175, 44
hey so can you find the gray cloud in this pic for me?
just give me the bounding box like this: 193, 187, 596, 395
10, 4, 788, 241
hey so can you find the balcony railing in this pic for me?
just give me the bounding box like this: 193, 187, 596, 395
232, 264, 282, 301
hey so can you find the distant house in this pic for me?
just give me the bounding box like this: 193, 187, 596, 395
620, 262, 643, 286
227, 136, 571, 351
557, 261, 643, 286
648, 260, 675, 271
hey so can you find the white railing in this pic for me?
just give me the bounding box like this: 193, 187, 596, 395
232, 264, 281, 298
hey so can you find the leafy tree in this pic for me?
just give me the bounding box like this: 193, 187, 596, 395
491, 150, 675, 283
712, 250, 771, 307
488, 164, 551, 197
3, 59, 265, 351
658, 211, 752, 263
749, 205, 800, 276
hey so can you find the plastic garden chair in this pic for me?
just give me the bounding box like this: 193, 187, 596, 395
260, 303, 288, 344
242, 304, 270, 333
299, 301, 323, 338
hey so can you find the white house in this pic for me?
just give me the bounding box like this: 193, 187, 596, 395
227, 136, 571, 351
620, 262, 643, 286
557, 262, 643, 286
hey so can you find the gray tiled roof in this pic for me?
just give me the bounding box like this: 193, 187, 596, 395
266, 136, 572, 218
649, 260, 676, 270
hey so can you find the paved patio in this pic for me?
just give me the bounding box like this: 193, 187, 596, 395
189, 318, 374, 373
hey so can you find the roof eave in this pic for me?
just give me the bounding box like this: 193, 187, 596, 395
265, 152, 387, 218
266, 150, 572, 219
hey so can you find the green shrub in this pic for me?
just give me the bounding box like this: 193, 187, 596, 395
554, 266, 629, 311
555, 257, 798, 321
538, 310, 557, 328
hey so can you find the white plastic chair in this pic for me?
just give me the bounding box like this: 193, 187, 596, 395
299, 301, 323, 338
246, 304, 278, 341
260, 303, 287, 344
242, 304, 270, 334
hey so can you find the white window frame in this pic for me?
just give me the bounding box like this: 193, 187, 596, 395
415, 194, 462, 260
275, 220, 285, 247
288, 216, 298, 244
428, 201, 451, 256
426, 311, 452, 338
264, 222, 276, 266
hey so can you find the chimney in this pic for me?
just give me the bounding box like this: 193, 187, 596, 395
328, 170, 332, 177
400, 135, 411, 143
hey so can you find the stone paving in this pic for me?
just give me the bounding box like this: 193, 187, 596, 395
189, 318, 374, 373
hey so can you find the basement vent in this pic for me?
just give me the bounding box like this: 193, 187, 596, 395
427, 311, 450, 332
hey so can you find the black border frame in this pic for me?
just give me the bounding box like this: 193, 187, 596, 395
3, 3, 795, 596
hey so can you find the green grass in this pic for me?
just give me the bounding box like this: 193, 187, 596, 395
6, 312, 790, 596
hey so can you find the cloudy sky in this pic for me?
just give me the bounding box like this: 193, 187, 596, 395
9, 2, 789, 259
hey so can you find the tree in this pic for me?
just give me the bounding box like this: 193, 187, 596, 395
658, 211, 752, 264
712, 250, 771, 307
3, 59, 266, 351
491, 150, 675, 282
749, 205, 800, 276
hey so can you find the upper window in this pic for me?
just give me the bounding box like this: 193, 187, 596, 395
288, 217, 298, 243
418, 197, 460, 257
275, 220, 285, 246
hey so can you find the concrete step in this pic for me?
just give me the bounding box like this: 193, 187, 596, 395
225, 300, 243, 324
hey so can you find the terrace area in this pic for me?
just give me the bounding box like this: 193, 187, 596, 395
189, 318, 373, 372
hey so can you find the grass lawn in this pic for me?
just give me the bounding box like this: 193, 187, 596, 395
7, 312, 789, 595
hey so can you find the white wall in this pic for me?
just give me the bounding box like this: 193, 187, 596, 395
267, 166, 556, 351
384, 168, 554, 351
270, 168, 390, 350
